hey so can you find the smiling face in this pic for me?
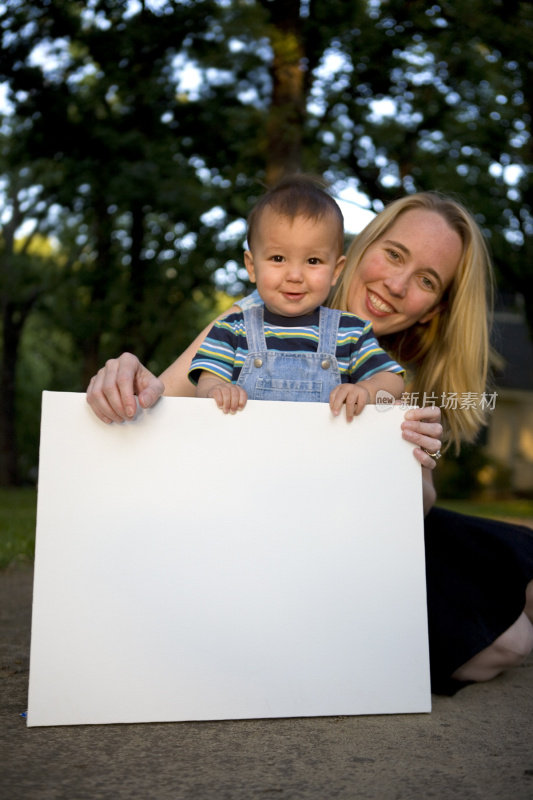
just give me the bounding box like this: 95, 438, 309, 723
244, 208, 346, 317
346, 209, 462, 336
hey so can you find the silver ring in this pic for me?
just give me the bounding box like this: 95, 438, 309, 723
423, 448, 441, 460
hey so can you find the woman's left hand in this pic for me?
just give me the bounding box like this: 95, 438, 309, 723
401, 405, 443, 470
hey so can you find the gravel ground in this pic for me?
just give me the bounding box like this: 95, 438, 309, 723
2, 564, 532, 800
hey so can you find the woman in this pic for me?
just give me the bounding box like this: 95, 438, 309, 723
87, 191, 533, 694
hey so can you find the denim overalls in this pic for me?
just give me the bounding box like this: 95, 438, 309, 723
236, 305, 343, 402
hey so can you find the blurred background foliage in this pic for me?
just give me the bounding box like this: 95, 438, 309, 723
0, 0, 531, 486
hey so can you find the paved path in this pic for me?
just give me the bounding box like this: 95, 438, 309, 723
2, 565, 533, 800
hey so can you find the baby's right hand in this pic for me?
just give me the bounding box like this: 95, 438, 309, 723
207, 384, 248, 414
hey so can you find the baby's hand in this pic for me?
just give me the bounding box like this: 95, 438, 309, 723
329, 384, 371, 421
207, 384, 248, 414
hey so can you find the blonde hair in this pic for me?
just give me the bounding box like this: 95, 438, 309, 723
329, 192, 494, 452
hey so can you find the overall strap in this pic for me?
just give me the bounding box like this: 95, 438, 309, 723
243, 305, 267, 352
317, 307, 342, 356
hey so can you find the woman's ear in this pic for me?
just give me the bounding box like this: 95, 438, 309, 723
419, 300, 446, 324
244, 250, 256, 283
331, 255, 346, 286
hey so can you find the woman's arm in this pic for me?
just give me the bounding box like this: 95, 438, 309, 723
86, 305, 241, 423
158, 322, 220, 398
421, 466, 437, 516
161, 302, 242, 394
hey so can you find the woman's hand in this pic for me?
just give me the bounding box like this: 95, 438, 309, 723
400, 405, 443, 470
86, 352, 165, 424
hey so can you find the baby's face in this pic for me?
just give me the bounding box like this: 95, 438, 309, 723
244, 209, 345, 317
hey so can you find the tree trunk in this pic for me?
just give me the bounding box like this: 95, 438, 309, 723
79, 201, 115, 387
120, 201, 148, 357
0, 301, 30, 485
263, 0, 306, 185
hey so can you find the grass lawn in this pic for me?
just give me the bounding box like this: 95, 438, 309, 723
0, 488, 532, 570
0, 488, 38, 569
436, 497, 533, 522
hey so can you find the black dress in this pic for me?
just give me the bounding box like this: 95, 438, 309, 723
424, 506, 533, 695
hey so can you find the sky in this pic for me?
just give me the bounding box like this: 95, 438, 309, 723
334, 188, 376, 234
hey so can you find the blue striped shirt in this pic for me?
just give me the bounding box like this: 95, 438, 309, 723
189, 307, 404, 385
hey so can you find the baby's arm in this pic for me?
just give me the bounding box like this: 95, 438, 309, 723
329, 371, 404, 421
197, 371, 248, 414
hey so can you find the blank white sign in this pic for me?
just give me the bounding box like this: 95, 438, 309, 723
27, 392, 430, 727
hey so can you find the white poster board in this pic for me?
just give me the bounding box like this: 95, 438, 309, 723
27, 392, 430, 727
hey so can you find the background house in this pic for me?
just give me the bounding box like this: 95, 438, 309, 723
484, 294, 533, 495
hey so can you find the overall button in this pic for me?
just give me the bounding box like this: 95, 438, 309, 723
321, 359, 331, 370
254, 358, 263, 368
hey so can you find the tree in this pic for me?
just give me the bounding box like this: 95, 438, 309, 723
0, 0, 238, 481
313, 0, 532, 320
0, 0, 531, 483
1, 0, 231, 371
0, 144, 66, 483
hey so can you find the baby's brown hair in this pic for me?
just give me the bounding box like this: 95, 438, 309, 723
247, 175, 345, 255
